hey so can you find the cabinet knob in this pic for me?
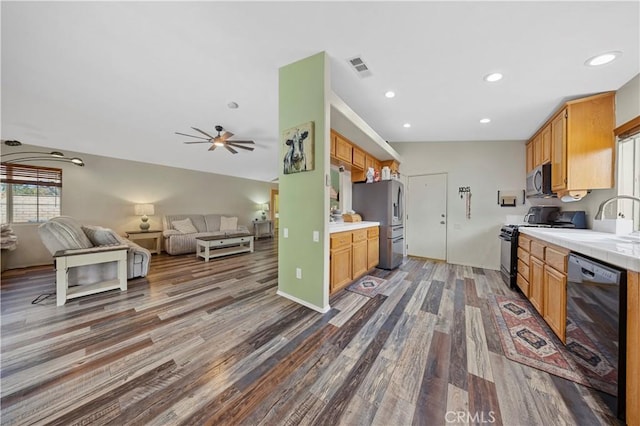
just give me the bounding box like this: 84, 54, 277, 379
440, 221, 445, 225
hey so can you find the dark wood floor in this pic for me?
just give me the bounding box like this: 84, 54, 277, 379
1, 238, 619, 425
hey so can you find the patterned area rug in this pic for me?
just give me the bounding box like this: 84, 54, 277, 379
346, 275, 388, 298
489, 295, 617, 396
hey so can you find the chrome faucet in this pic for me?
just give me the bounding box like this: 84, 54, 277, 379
594, 195, 640, 220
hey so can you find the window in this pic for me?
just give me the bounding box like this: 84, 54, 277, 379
0, 164, 62, 224
618, 133, 640, 231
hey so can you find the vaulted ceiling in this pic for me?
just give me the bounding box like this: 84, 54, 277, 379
2, 1, 638, 182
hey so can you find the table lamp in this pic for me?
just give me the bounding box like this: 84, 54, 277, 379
134, 204, 155, 230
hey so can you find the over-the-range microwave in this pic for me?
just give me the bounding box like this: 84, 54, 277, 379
526, 163, 554, 197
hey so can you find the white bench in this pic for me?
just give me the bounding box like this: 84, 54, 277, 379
195, 234, 254, 262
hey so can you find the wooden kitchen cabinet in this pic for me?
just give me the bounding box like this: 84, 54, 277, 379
330, 133, 336, 157
541, 125, 552, 165
549, 92, 615, 194
551, 110, 568, 191
533, 134, 542, 168
526, 141, 534, 173
380, 160, 399, 174
330, 231, 352, 293
352, 147, 365, 169
335, 134, 353, 164
329, 226, 380, 294
367, 227, 380, 269
529, 256, 545, 315
543, 265, 567, 342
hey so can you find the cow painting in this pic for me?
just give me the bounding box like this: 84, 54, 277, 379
283, 122, 314, 174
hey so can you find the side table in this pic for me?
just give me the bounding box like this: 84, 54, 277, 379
253, 220, 273, 239
125, 230, 162, 254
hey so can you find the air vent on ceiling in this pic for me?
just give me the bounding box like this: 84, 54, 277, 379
347, 56, 373, 78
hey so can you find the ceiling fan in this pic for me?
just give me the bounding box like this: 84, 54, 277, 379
176, 125, 255, 154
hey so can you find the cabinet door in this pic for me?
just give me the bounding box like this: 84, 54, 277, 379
330, 133, 336, 157
543, 266, 567, 343
336, 136, 352, 163
533, 134, 542, 168
352, 240, 368, 279
526, 141, 534, 173
352, 147, 365, 169
367, 237, 379, 269
529, 256, 544, 315
330, 246, 352, 293
541, 125, 552, 164
551, 110, 567, 191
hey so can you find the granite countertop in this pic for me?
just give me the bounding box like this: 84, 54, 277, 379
519, 228, 640, 272
329, 221, 380, 233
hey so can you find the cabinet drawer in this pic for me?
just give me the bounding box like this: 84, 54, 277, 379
352, 229, 367, 243
530, 240, 545, 260
545, 246, 568, 273
518, 235, 531, 251
367, 227, 379, 238
331, 232, 352, 249
516, 272, 530, 297
517, 259, 529, 280
517, 247, 529, 265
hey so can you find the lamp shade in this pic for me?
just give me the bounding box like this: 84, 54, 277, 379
134, 204, 155, 216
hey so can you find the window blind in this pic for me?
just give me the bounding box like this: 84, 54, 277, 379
0, 163, 62, 187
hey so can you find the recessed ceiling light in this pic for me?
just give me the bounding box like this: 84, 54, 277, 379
480, 118, 491, 124
403, 123, 411, 128
585, 51, 622, 67
227, 101, 239, 109
484, 72, 503, 82
385, 91, 396, 98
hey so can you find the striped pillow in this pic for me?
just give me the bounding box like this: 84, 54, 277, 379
82, 225, 121, 246
172, 218, 198, 234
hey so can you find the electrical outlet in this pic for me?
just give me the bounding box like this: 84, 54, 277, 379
284, 228, 288, 238
313, 231, 319, 242
296, 268, 302, 279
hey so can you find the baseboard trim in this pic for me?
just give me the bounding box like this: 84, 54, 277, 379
276, 289, 330, 314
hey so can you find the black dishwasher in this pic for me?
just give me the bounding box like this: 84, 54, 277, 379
566, 253, 626, 420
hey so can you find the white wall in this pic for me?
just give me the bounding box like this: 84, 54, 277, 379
2, 144, 276, 270
392, 140, 529, 270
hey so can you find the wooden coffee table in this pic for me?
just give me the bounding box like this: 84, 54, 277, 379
195, 233, 254, 262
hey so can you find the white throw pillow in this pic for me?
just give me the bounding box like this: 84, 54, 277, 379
172, 218, 198, 234
220, 216, 238, 232
82, 225, 121, 246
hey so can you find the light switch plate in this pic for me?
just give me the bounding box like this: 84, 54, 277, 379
313, 231, 319, 242
296, 268, 302, 279
284, 228, 289, 238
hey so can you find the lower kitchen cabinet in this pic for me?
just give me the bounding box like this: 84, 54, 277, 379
543, 265, 567, 342
330, 226, 379, 294
367, 226, 379, 270
352, 229, 368, 279
529, 256, 544, 315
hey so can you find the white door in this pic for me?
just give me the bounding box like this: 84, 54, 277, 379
407, 173, 447, 260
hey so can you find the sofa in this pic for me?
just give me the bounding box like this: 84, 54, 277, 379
38, 216, 151, 283
162, 214, 251, 255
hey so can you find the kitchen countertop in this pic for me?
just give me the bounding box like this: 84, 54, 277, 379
519, 227, 640, 272
329, 221, 380, 233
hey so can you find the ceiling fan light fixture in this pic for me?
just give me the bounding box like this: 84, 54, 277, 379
483, 72, 503, 82
214, 141, 225, 147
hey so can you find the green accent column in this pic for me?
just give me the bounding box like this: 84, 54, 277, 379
278, 52, 329, 311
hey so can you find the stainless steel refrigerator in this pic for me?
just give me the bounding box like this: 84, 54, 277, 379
352, 180, 404, 269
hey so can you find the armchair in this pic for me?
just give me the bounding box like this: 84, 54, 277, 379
38, 216, 151, 305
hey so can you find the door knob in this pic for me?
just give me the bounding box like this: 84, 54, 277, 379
440, 221, 445, 224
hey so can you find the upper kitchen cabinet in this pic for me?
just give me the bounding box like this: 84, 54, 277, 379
334, 132, 353, 164
526, 140, 534, 173
529, 92, 615, 196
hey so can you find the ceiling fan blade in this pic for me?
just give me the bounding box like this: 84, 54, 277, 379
183, 141, 211, 144
227, 143, 254, 151
226, 140, 255, 144
224, 145, 238, 154
191, 127, 216, 139
220, 131, 234, 141
175, 132, 209, 140
208, 144, 217, 151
